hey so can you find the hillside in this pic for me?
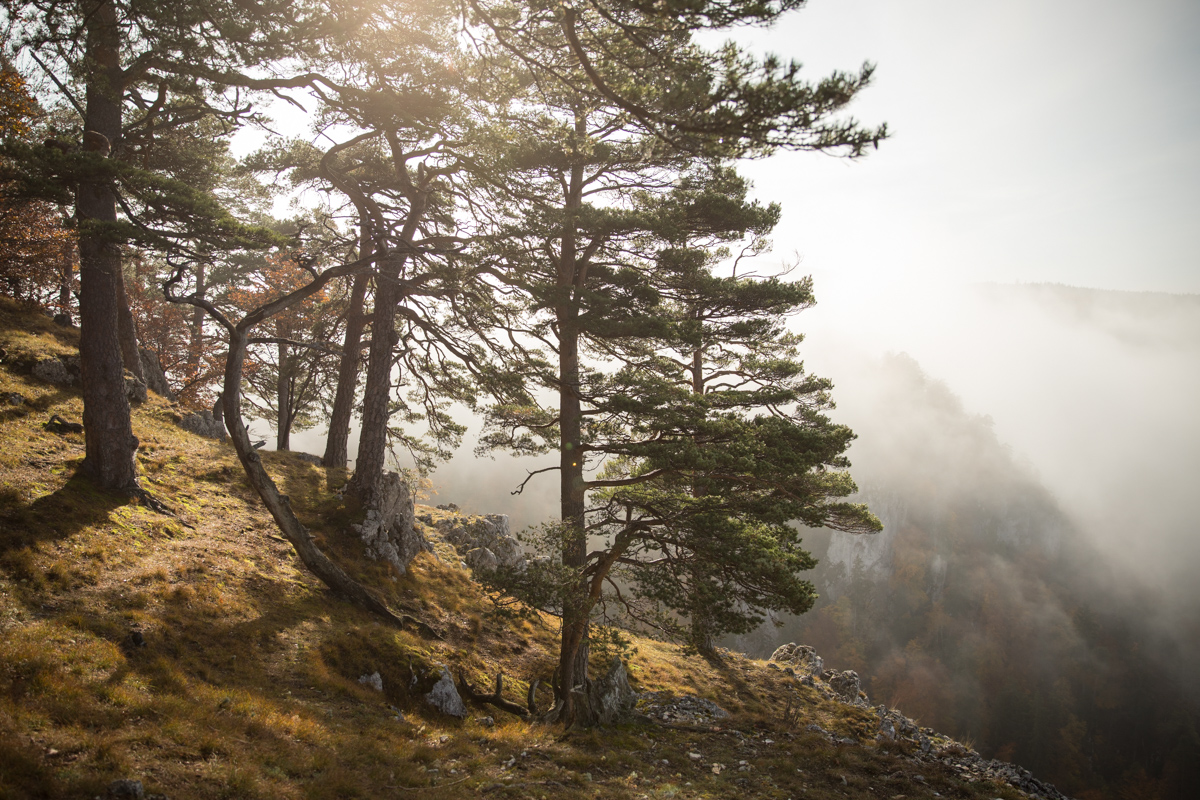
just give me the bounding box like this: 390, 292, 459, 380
752, 354, 1200, 799
0, 298, 1062, 800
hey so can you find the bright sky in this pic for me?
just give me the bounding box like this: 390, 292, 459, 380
724, 0, 1200, 298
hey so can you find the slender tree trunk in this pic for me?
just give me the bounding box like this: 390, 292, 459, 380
186, 263, 206, 378
688, 339, 717, 656
276, 341, 291, 450
77, 0, 138, 490
323, 268, 369, 467
554, 109, 591, 723
115, 268, 145, 382
348, 198, 426, 505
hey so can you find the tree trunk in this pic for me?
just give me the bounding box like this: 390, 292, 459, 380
186, 263, 206, 378
323, 269, 368, 468
220, 328, 409, 627
348, 197, 427, 505
276, 340, 291, 450
553, 111, 591, 723
77, 0, 138, 491
115, 267, 144, 382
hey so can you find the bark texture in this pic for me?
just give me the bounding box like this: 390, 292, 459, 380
77, 0, 138, 490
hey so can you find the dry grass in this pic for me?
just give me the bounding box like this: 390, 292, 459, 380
0, 299, 1022, 800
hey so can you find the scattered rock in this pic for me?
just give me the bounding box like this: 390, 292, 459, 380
358, 672, 383, 692
3, 392, 25, 405
425, 666, 467, 718
436, 502, 459, 511
291, 452, 323, 465
350, 472, 428, 576
638, 691, 729, 725
178, 409, 226, 441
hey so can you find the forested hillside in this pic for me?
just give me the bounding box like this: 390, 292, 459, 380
748, 354, 1200, 799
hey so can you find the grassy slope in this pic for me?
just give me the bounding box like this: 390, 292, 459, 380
0, 298, 1023, 800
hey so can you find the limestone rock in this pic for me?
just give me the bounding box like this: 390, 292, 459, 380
591, 657, 637, 725
350, 472, 428, 576
418, 510, 524, 570
178, 409, 226, 441
464, 546, 498, 571
769, 642, 824, 675
823, 669, 865, 704
425, 666, 467, 718
358, 672, 383, 692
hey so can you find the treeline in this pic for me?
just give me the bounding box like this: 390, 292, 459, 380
0, 1, 883, 724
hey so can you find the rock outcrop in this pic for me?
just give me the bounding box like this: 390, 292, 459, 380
768, 642, 1070, 800
417, 508, 525, 571
178, 409, 226, 440
350, 472, 429, 576
32, 356, 76, 385
139, 348, 174, 400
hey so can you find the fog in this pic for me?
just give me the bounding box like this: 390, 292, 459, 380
284, 280, 1200, 615
801, 281, 1200, 598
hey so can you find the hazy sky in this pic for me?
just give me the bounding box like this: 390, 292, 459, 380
722, 0, 1200, 297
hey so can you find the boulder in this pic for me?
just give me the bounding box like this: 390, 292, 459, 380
425, 666, 467, 718
178, 409, 226, 441
561, 657, 638, 727
590, 657, 637, 725
350, 471, 429, 576
358, 672, 383, 692
464, 546, 498, 571
32, 357, 73, 385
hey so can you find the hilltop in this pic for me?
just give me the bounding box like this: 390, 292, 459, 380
0, 298, 1062, 800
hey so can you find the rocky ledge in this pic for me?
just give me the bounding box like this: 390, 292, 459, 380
769, 642, 1071, 800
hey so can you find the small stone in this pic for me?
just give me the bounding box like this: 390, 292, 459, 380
358, 672, 383, 692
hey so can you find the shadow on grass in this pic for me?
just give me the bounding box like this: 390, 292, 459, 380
0, 471, 128, 553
